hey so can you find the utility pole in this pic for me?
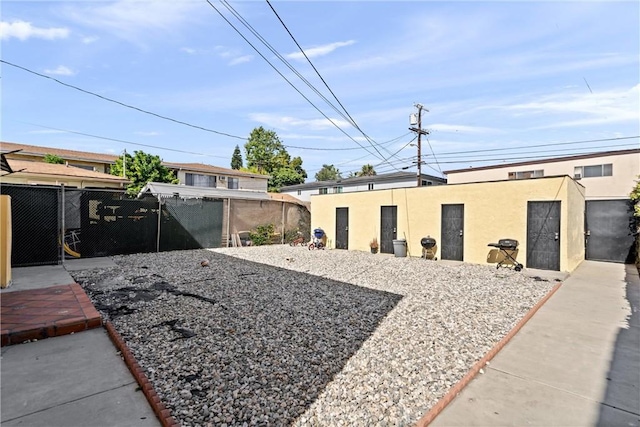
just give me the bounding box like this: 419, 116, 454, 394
409, 104, 429, 187
122, 149, 127, 178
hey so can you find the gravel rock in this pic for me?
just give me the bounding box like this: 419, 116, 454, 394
70, 246, 556, 427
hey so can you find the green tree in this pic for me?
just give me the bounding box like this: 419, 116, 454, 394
244, 126, 306, 191
231, 145, 243, 170
631, 176, 640, 219
111, 150, 178, 196
315, 164, 341, 181
44, 154, 64, 164
357, 164, 377, 177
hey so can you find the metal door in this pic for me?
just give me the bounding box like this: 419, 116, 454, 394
441, 204, 464, 261
335, 207, 349, 250
380, 206, 397, 254
527, 201, 561, 271
586, 200, 635, 263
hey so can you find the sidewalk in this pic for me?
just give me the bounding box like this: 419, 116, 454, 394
1, 259, 159, 427
430, 261, 640, 426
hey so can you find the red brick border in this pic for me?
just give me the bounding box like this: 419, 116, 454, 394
415, 281, 563, 427
105, 321, 179, 427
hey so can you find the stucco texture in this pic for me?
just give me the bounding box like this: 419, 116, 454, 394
310, 176, 586, 272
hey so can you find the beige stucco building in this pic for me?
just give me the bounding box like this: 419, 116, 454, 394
311, 176, 586, 272
445, 148, 639, 200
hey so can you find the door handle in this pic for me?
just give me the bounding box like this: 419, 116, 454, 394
345, 226, 348, 231
393, 228, 396, 233
585, 230, 590, 236
554, 232, 559, 240
459, 230, 463, 236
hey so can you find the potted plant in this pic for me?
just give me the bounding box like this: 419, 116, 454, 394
369, 237, 379, 254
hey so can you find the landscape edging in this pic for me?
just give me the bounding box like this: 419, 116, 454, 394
415, 281, 563, 426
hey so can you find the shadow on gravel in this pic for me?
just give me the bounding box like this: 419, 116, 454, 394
596, 264, 640, 426
74, 249, 403, 426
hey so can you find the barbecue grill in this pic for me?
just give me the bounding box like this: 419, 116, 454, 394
487, 238, 523, 271
420, 236, 437, 260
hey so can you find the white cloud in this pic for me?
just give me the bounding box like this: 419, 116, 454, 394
63, 0, 198, 44
181, 47, 196, 54
286, 40, 356, 60
229, 55, 253, 66
0, 20, 69, 41
134, 131, 160, 137
43, 65, 76, 76
249, 113, 351, 131
82, 36, 98, 44
503, 84, 639, 129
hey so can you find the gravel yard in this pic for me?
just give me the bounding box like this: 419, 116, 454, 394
71, 245, 557, 427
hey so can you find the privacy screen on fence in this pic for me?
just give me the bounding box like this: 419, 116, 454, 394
0, 185, 60, 267
1, 184, 226, 266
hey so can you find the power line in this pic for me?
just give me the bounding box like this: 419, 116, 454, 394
264, 0, 391, 165
204, 0, 385, 162
1, 59, 246, 140
284, 132, 411, 151
17, 121, 230, 159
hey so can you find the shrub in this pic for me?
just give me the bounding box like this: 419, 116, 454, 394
249, 223, 276, 246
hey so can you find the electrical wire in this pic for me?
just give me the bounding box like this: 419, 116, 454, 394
205, 0, 385, 162
16, 121, 230, 159
264, 0, 390, 164
283, 132, 411, 151
1, 59, 246, 140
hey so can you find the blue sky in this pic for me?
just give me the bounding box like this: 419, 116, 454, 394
2, 0, 638, 180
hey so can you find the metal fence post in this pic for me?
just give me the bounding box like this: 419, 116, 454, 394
157, 195, 161, 252
60, 184, 65, 265
226, 198, 231, 247
281, 201, 285, 244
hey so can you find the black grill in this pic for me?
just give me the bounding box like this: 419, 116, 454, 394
420, 236, 437, 249
488, 238, 518, 250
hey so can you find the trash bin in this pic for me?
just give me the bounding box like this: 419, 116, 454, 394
392, 239, 407, 257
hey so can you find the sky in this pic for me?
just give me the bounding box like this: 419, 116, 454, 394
1, 0, 639, 181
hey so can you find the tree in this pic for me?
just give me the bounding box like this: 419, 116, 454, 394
231, 145, 243, 170
244, 126, 307, 191
111, 150, 178, 196
357, 164, 377, 177
631, 176, 640, 219
315, 164, 341, 181
44, 154, 64, 164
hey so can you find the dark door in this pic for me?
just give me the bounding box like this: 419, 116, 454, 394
380, 206, 397, 254
335, 207, 349, 250
527, 201, 561, 271
441, 204, 464, 261
586, 200, 635, 263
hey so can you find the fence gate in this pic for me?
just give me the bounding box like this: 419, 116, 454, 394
0, 185, 60, 267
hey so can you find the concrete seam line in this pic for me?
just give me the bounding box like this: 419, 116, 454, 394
104, 321, 179, 427
415, 281, 563, 427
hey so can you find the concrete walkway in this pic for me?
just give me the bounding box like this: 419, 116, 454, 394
1, 259, 159, 427
431, 261, 640, 426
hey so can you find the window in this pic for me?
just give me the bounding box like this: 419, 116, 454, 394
575, 163, 613, 179
319, 187, 328, 195
185, 173, 216, 187
333, 186, 343, 194
69, 164, 95, 171
422, 180, 433, 186
227, 177, 239, 189
368, 183, 374, 190
508, 170, 544, 180
297, 190, 301, 195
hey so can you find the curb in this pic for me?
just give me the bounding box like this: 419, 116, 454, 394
415, 281, 563, 427
105, 321, 179, 427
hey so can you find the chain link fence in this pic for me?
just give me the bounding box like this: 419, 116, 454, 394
1, 183, 310, 267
